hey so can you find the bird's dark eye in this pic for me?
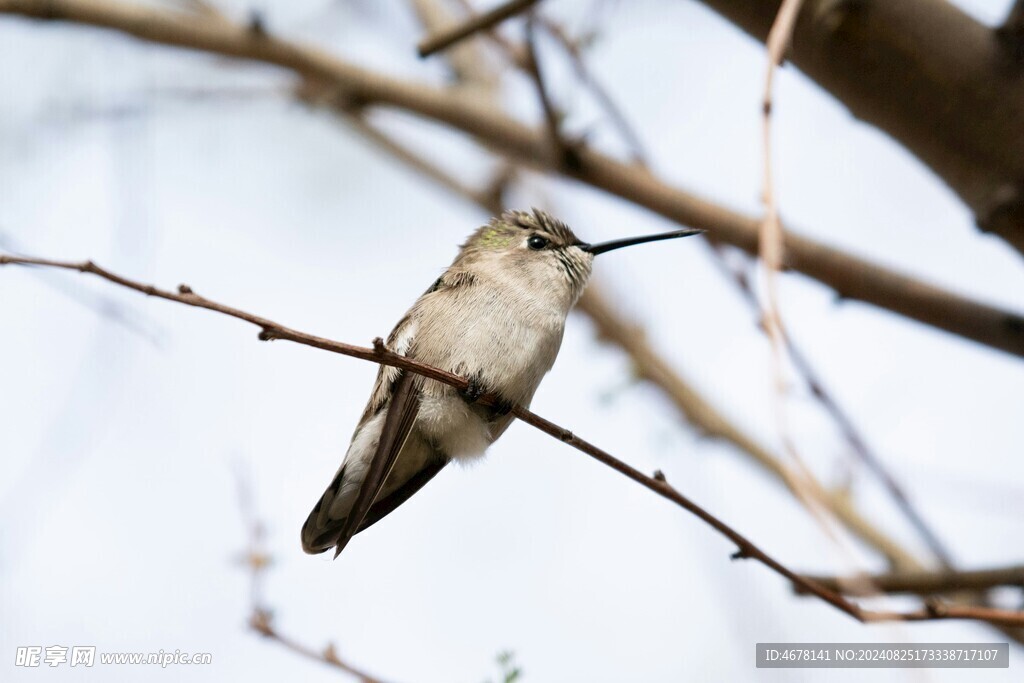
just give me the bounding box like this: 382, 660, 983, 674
528, 235, 549, 250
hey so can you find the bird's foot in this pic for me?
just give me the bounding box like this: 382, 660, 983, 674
459, 376, 486, 404
459, 376, 514, 417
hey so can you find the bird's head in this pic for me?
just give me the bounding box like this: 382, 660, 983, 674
457, 208, 701, 308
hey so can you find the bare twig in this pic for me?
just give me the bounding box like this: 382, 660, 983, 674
758, 0, 803, 372
5, 252, 1024, 628
449, 0, 529, 67
797, 565, 1024, 597
408, 0, 499, 96
2, 0, 1021, 356
536, 17, 648, 166
749, 4, 943, 637
751, 1, 956, 587
523, 18, 581, 171
576, 285, 922, 572
754, 0, 874, 590
706, 242, 954, 568
757, 0, 804, 468
235, 467, 392, 683
417, 0, 539, 58
0, 232, 166, 346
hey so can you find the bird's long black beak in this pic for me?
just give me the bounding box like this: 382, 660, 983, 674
579, 228, 703, 255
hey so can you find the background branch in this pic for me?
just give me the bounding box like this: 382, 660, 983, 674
523, 17, 580, 171
798, 565, 1024, 597
236, 469, 394, 683
2, 0, 1021, 357
706, 244, 954, 567
693, 0, 1024, 256
577, 286, 923, 572
417, 0, 539, 57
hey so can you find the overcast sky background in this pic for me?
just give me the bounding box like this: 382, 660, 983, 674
2, 0, 1023, 681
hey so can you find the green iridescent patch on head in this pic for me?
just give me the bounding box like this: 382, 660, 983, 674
476, 227, 514, 249
502, 208, 580, 246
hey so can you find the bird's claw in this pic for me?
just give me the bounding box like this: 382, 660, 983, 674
459, 377, 486, 404
459, 376, 514, 417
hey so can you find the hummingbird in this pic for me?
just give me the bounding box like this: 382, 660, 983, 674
301, 209, 700, 558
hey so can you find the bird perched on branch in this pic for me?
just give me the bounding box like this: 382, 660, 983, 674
301, 209, 699, 557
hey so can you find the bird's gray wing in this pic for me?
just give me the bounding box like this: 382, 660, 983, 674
329, 370, 423, 558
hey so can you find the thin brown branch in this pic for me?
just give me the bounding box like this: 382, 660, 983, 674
417, 0, 539, 58
758, 0, 802, 321
536, 17, 648, 167
758, 0, 801, 411
755, 0, 844, 576
449, 0, 530, 68
523, 18, 581, 171
408, 0, 499, 97
5, 252, 1024, 628
1, 0, 1021, 356
0, 255, 468, 387
250, 613, 390, 683
235, 470, 392, 683
797, 565, 1024, 597
0, 232, 166, 346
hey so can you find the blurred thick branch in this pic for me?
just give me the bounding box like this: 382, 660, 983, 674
798, 564, 1024, 597
1004, 0, 1024, 38
2, 0, 1022, 357
693, 0, 1024, 256
4, 251, 1024, 629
